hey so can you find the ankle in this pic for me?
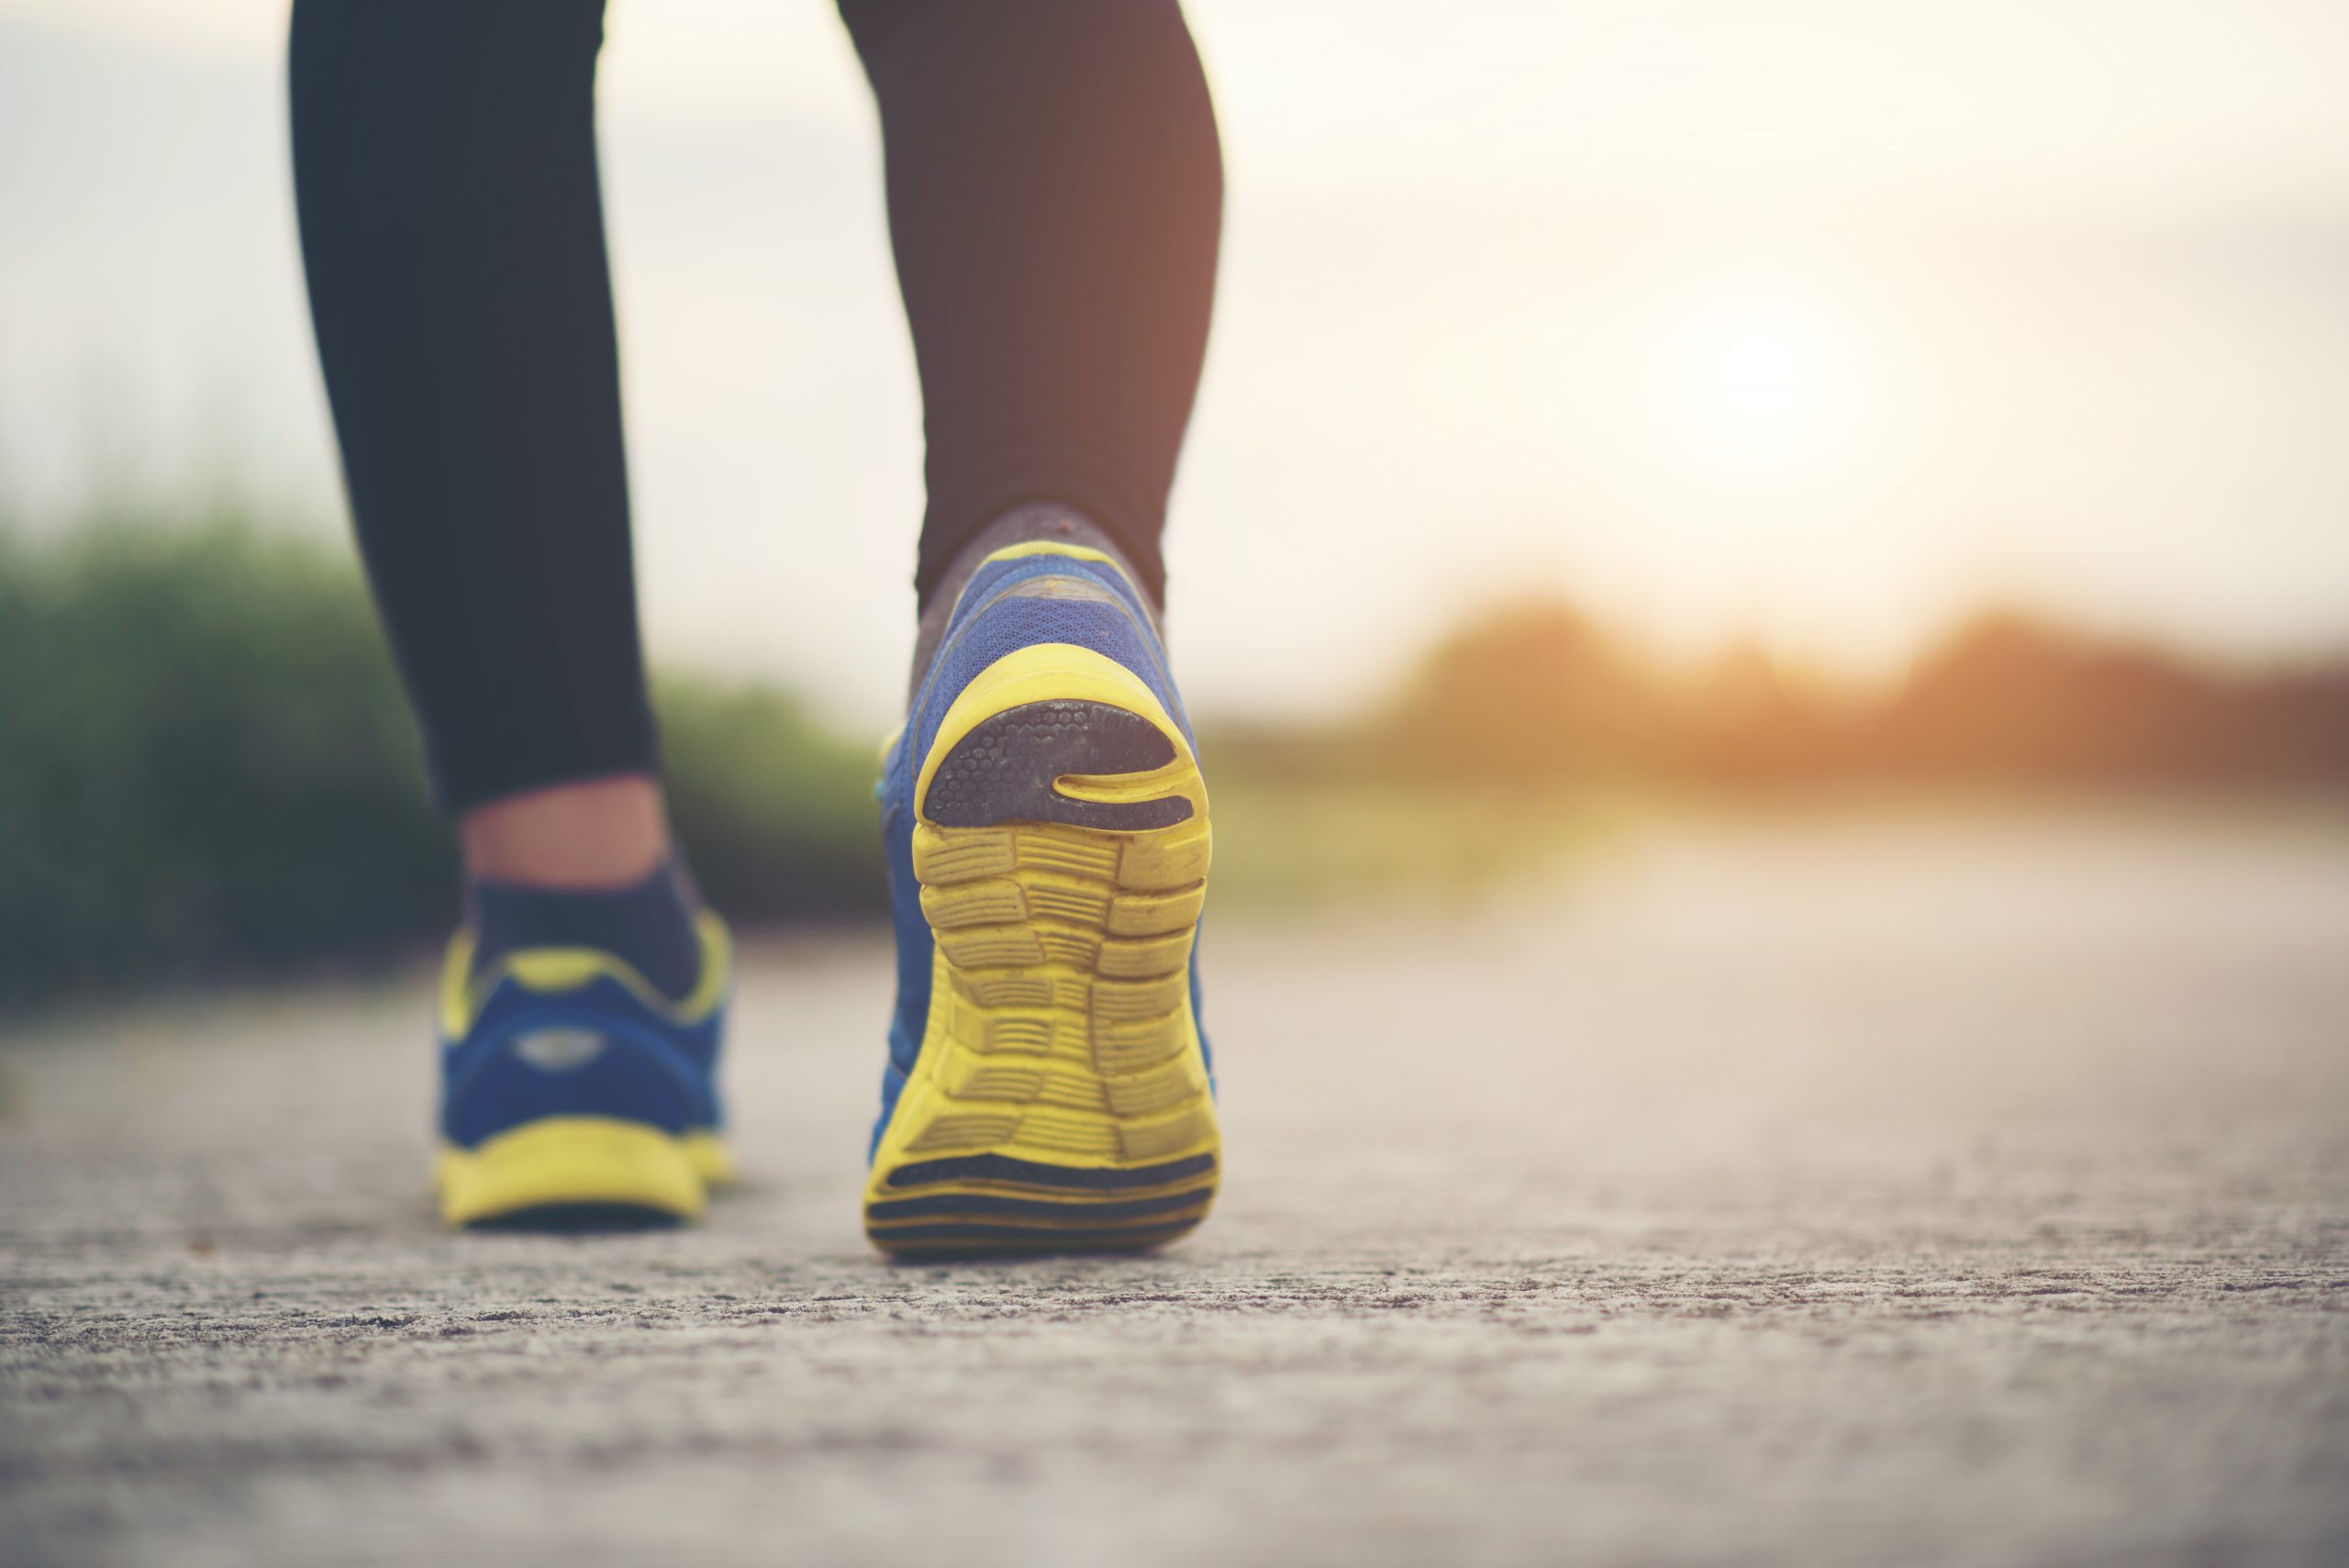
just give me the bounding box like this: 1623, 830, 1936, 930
467, 853, 705, 1000
909, 505, 1157, 703
459, 774, 673, 890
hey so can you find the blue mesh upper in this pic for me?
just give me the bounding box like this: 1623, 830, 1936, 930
873, 728, 926, 1154
907, 551, 1194, 767
441, 973, 724, 1149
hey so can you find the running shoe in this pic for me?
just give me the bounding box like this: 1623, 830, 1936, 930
432, 912, 734, 1226
863, 541, 1219, 1256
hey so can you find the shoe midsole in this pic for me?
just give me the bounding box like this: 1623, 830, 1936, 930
436, 1116, 724, 1225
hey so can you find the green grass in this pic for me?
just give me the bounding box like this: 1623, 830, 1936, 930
0, 511, 1620, 1011
0, 514, 882, 1009
42, 508, 2292, 1011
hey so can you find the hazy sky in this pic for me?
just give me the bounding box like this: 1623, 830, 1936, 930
6, 0, 2348, 725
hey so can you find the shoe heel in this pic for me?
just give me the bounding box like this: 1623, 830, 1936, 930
437, 1116, 710, 1227
865, 643, 1219, 1256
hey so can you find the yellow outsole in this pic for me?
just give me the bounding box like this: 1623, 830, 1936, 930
865, 641, 1220, 1258
435, 1117, 731, 1227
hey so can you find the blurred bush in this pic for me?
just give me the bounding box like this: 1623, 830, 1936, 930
1274, 598, 2349, 794
0, 514, 882, 1009
6, 515, 2338, 1010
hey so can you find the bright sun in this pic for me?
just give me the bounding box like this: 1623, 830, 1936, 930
1591, 275, 1925, 667
1703, 318, 1822, 433
1658, 290, 1869, 488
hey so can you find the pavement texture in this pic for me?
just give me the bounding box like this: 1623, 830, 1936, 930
3, 808, 2346, 1568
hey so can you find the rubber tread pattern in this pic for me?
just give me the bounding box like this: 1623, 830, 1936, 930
866, 1188, 1213, 1224
868, 1220, 1202, 1251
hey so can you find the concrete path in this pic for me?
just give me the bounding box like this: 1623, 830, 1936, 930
4, 809, 2345, 1567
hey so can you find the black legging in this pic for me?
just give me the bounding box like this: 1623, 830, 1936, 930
290, 0, 1220, 813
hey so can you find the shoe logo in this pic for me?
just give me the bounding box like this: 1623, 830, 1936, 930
1000, 574, 1120, 605
511, 1028, 608, 1073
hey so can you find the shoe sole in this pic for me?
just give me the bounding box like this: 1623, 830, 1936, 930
436, 1117, 734, 1228
864, 641, 1219, 1258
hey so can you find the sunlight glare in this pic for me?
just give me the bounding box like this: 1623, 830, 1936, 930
1704, 317, 1820, 435
1655, 287, 1871, 491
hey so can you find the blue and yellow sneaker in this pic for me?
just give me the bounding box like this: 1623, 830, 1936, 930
430, 912, 734, 1226
864, 541, 1219, 1256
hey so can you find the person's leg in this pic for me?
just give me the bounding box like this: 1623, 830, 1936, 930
290, 0, 674, 865
837, 0, 1222, 686
290, 0, 702, 988
841, 0, 1226, 1256
291, 0, 726, 1225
